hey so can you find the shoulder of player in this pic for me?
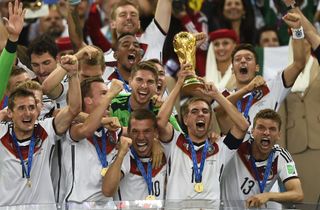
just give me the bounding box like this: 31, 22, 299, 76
273, 144, 293, 163
111, 93, 131, 105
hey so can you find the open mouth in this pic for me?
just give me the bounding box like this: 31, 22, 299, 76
261, 138, 270, 147
239, 67, 248, 74
128, 54, 136, 64
157, 83, 162, 92
136, 142, 148, 152
22, 119, 32, 125
196, 120, 206, 130
137, 90, 148, 99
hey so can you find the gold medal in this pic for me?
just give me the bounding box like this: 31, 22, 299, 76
27, 178, 32, 188
100, 167, 108, 177
145, 195, 156, 200
194, 182, 203, 193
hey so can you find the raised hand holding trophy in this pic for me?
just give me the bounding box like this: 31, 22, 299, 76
173, 32, 204, 95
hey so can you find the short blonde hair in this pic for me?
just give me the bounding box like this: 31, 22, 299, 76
16, 80, 42, 92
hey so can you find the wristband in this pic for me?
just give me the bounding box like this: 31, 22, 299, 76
291, 26, 304, 39
5, 39, 18, 53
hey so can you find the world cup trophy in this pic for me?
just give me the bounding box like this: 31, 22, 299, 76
173, 32, 204, 95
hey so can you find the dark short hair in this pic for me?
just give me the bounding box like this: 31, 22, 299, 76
231, 43, 258, 63
253, 109, 282, 130
8, 88, 36, 111
128, 109, 157, 132
130, 60, 158, 82
112, 32, 137, 51
80, 76, 105, 111
256, 26, 279, 45
27, 34, 58, 61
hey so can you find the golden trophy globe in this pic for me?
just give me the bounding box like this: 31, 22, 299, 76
173, 32, 204, 95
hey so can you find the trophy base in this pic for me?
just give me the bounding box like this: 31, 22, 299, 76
181, 77, 205, 97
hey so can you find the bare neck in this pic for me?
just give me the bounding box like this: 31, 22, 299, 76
251, 142, 269, 161
217, 61, 231, 76
129, 96, 149, 111
13, 126, 33, 141
236, 80, 249, 91
117, 67, 131, 82
188, 133, 208, 144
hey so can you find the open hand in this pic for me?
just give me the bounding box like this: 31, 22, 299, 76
3, 0, 26, 42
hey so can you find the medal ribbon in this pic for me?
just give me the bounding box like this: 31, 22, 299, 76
130, 147, 153, 195
11, 130, 36, 180
92, 128, 108, 168
250, 149, 274, 193
114, 68, 131, 92
237, 93, 254, 119
186, 136, 209, 183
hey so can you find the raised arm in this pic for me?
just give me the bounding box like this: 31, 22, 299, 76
246, 178, 303, 208
53, 55, 81, 135
283, 0, 320, 50
41, 64, 65, 100
102, 136, 132, 197
203, 83, 249, 139
70, 79, 123, 141
157, 63, 193, 142
282, 12, 306, 87
65, 1, 86, 51
0, 0, 25, 99
154, 0, 172, 33
215, 76, 266, 135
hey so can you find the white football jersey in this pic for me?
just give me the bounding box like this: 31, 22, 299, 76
162, 130, 242, 200
114, 150, 167, 201
104, 19, 166, 65
54, 76, 69, 109
226, 72, 290, 127
0, 118, 59, 206
59, 128, 121, 203
221, 140, 299, 209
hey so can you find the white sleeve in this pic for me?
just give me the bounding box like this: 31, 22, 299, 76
267, 72, 290, 111
160, 129, 181, 161
120, 152, 131, 177
40, 118, 62, 145
0, 123, 7, 137
139, 19, 166, 61
277, 148, 299, 182
218, 136, 238, 166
